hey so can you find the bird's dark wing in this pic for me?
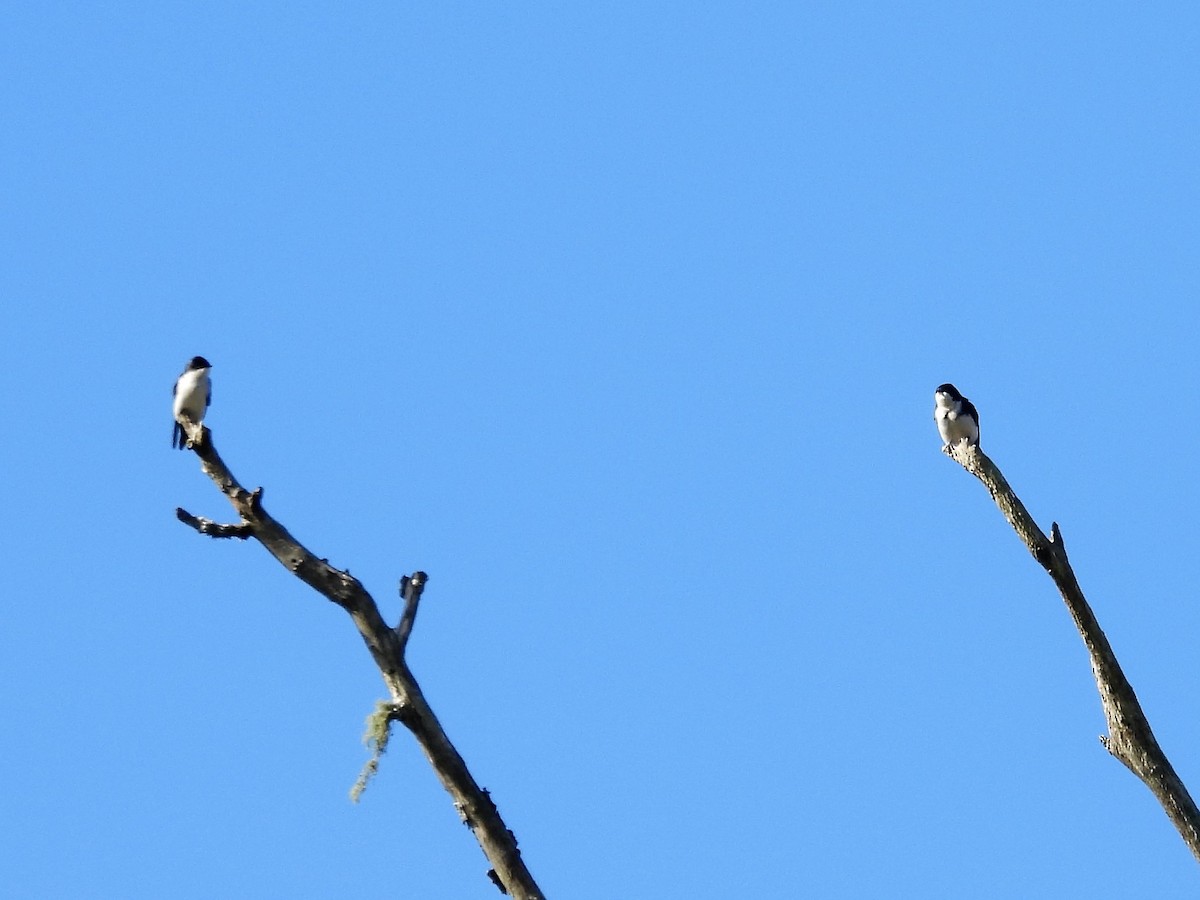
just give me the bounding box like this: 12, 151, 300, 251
173, 420, 184, 449
206, 383, 212, 410
963, 398, 980, 445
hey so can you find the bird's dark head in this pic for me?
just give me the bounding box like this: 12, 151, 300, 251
935, 383, 962, 400
188, 356, 212, 370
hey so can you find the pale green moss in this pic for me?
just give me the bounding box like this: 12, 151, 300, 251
350, 700, 404, 802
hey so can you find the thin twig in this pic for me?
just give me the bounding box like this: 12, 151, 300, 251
396, 572, 428, 654
175, 508, 254, 539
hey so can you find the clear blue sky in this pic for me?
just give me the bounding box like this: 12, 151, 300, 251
3, 4, 1199, 897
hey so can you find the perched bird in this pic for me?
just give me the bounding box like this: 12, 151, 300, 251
933, 383, 979, 447
173, 356, 212, 449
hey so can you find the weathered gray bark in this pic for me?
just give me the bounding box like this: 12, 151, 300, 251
176, 426, 544, 899
945, 441, 1200, 863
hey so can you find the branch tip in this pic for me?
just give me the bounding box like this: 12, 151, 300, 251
395, 571, 429, 650
1049, 522, 1069, 561
401, 571, 429, 598
176, 506, 253, 539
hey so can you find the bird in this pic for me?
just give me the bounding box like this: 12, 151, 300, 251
173, 356, 212, 449
933, 383, 979, 447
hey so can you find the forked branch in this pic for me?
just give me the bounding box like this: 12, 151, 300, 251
176, 426, 544, 899
945, 441, 1200, 862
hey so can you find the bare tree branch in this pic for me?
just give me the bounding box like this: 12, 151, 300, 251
945, 441, 1200, 862
177, 425, 544, 899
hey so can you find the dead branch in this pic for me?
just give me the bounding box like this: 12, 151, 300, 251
945, 440, 1200, 862
176, 425, 544, 899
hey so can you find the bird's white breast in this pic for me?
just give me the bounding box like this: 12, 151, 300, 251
934, 400, 977, 445
174, 368, 210, 422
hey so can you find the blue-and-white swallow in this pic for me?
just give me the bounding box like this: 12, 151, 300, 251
934, 383, 979, 447
173, 356, 212, 449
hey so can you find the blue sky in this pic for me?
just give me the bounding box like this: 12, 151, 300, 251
3, 3, 1199, 897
